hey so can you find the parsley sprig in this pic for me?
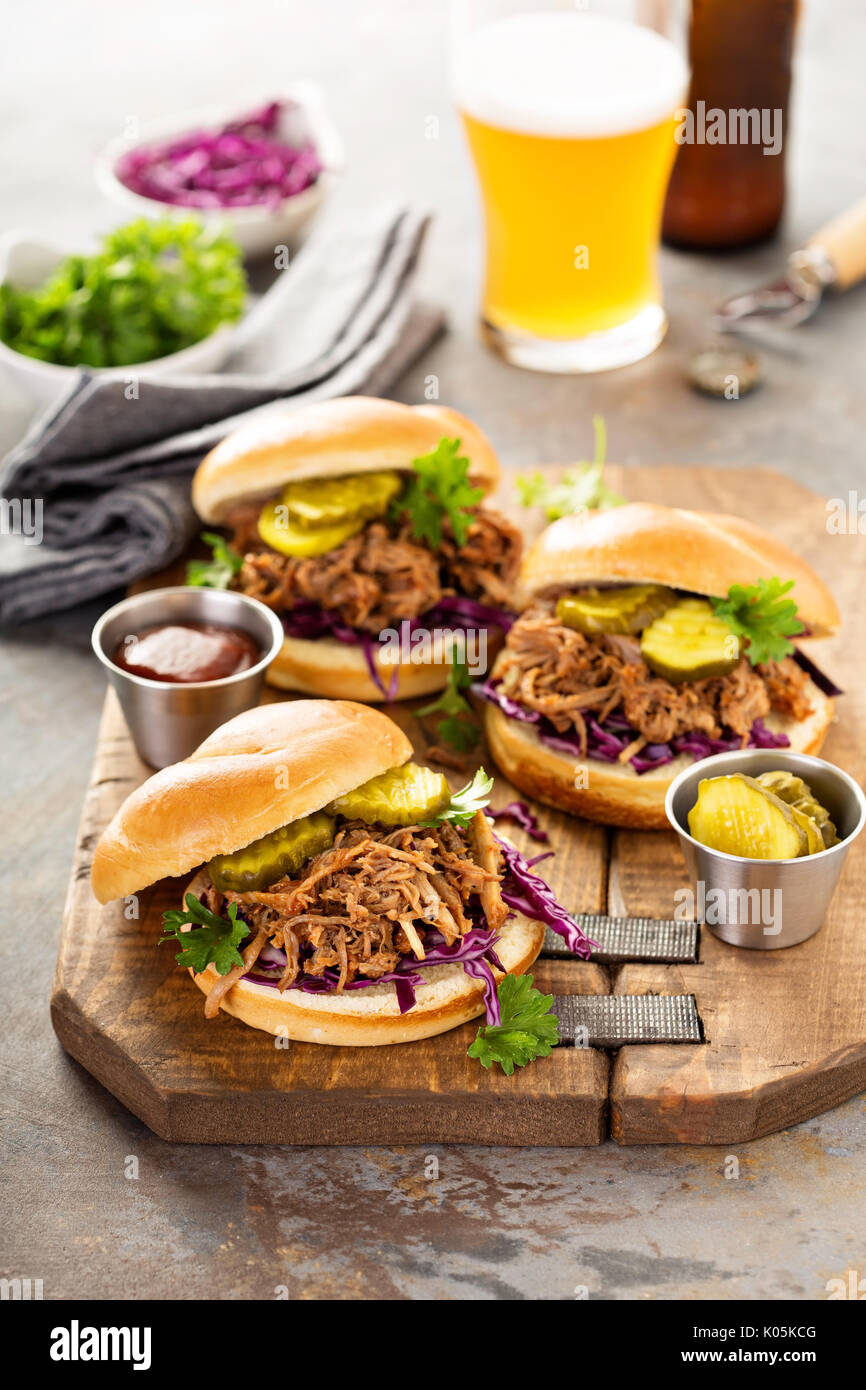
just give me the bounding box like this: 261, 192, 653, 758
468, 973, 560, 1074
394, 437, 483, 547
516, 416, 624, 520
712, 577, 804, 666
186, 531, 243, 589
417, 654, 479, 751
425, 767, 493, 827
161, 893, 247, 975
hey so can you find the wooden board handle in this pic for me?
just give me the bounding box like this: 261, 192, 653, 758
807, 196, 866, 291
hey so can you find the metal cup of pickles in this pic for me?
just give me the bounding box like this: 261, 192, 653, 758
665, 750, 866, 949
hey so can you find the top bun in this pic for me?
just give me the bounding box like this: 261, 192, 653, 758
193, 396, 501, 523
91, 700, 412, 904
522, 503, 840, 637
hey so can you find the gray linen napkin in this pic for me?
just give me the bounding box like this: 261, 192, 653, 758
0, 206, 444, 625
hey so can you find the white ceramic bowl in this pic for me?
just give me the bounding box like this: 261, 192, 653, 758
0, 233, 239, 407
94, 86, 343, 258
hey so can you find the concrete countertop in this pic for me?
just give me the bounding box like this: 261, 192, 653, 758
1, 0, 863, 1300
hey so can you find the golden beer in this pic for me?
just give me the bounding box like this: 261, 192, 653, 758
454, 11, 687, 371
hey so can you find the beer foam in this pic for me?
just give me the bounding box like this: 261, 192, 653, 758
453, 11, 688, 137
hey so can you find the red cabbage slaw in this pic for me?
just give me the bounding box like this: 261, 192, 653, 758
283, 598, 515, 700
493, 834, 595, 959
475, 678, 791, 774
246, 926, 505, 1023
487, 801, 549, 843
115, 101, 322, 210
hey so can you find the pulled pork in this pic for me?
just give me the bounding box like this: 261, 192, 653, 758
200, 811, 506, 1014
231, 507, 521, 633
497, 603, 812, 754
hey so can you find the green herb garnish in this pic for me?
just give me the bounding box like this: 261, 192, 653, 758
468, 973, 560, 1074
516, 416, 624, 520
425, 766, 494, 827
712, 577, 804, 666
0, 218, 246, 368
417, 654, 479, 752
161, 893, 247, 975
186, 531, 243, 589
395, 437, 483, 548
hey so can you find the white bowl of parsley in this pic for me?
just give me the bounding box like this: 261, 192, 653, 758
0, 217, 246, 406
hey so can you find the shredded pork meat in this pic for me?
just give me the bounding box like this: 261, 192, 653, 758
497, 603, 812, 754
231, 507, 520, 632
201, 812, 506, 1013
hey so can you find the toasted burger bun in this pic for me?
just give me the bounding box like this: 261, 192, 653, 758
267, 628, 504, 701
268, 632, 466, 702
193, 396, 500, 523
523, 503, 840, 637
184, 872, 545, 1044
91, 700, 412, 904
484, 680, 835, 830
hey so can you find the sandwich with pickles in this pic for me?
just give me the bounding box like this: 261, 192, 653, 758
189, 396, 521, 701
90, 700, 591, 1044
479, 503, 841, 829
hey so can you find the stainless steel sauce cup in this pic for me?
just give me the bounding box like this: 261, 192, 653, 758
92, 587, 284, 769
665, 749, 866, 949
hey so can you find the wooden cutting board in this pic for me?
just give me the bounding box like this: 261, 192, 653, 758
51, 465, 866, 1145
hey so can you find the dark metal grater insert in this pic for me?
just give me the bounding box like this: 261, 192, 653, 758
552, 993, 703, 1048
542, 915, 700, 964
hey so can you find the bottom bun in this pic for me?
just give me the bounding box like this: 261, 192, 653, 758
266, 633, 461, 702
185, 872, 545, 1044
484, 679, 835, 830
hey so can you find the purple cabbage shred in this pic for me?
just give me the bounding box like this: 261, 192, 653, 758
493, 834, 595, 959
244, 926, 506, 1023
475, 679, 791, 773
115, 101, 322, 209
486, 800, 549, 843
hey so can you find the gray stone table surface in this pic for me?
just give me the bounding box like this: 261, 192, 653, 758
1, 0, 864, 1301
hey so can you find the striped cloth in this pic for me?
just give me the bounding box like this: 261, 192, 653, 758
0, 207, 443, 625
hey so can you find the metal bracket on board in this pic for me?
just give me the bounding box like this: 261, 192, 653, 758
552, 993, 703, 1048
542, 915, 700, 965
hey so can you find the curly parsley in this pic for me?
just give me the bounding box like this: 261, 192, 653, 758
468, 973, 560, 1074
417, 654, 479, 752
186, 532, 243, 589
712, 577, 804, 666
395, 437, 483, 548
161, 893, 247, 975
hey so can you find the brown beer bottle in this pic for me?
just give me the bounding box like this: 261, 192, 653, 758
662, 0, 798, 249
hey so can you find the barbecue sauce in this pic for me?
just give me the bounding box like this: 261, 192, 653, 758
112, 623, 260, 683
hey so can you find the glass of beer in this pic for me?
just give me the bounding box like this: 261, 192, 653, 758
452, 2, 688, 372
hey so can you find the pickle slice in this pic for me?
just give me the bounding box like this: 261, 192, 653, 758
285, 471, 403, 529
257, 504, 364, 558
688, 774, 809, 860
790, 806, 825, 856
641, 598, 740, 682
209, 811, 335, 892
556, 585, 676, 636
327, 762, 450, 826
756, 771, 838, 849
257, 469, 403, 557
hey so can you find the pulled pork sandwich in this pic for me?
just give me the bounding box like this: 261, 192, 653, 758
90, 700, 591, 1044
479, 503, 841, 829
189, 397, 521, 702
